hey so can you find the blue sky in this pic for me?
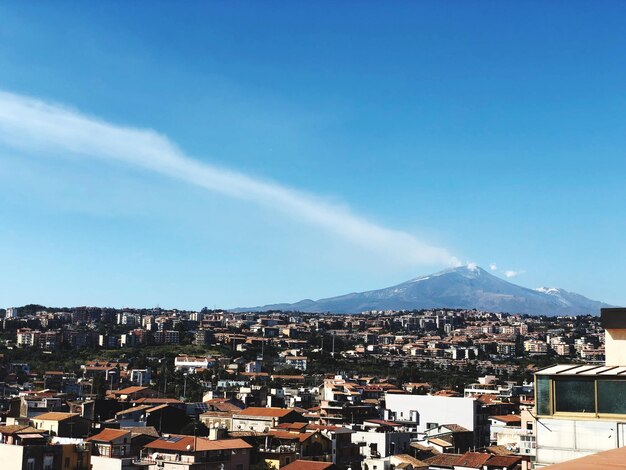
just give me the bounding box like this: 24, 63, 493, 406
1, 2, 625, 309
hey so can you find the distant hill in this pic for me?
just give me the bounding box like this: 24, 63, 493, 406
234, 265, 612, 315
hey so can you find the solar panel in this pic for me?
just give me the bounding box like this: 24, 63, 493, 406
162, 436, 183, 443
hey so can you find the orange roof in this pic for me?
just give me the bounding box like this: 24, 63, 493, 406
455, 452, 492, 468
133, 398, 183, 405
542, 445, 626, 469
116, 405, 153, 416
282, 461, 334, 470
237, 407, 297, 418
485, 456, 522, 467
32, 412, 80, 422
112, 386, 149, 395
86, 428, 131, 443
145, 436, 252, 452
490, 415, 522, 424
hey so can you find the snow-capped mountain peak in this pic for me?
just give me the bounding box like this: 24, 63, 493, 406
235, 266, 613, 315
535, 287, 561, 295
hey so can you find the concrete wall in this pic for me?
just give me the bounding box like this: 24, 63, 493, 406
91, 456, 125, 470
232, 416, 273, 432
0, 443, 24, 470
605, 328, 626, 366
535, 417, 621, 468
352, 431, 412, 458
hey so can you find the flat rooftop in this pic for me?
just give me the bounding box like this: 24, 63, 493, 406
536, 364, 626, 377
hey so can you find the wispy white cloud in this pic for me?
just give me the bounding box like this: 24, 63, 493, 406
504, 270, 524, 278
489, 263, 498, 271
0, 90, 460, 268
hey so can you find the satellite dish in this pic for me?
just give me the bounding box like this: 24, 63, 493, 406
186, 444, 191, 450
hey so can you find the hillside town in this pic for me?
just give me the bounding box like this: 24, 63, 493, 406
0, 305, 621, 469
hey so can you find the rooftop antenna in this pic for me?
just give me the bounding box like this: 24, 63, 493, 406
331, 333, 335, 358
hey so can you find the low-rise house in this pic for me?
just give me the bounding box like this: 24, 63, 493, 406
0, 439, 91, 470
137, 436, 252, 470
109, 386, 160, 402
258, 429, 332, 469
282, 461, 337, 470
31, 412, 91, 438
488, 415, 522, 448
232, 407, 306, 433
86, 428, 131, 458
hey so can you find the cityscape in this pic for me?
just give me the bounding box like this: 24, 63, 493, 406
2, 2, 626, 470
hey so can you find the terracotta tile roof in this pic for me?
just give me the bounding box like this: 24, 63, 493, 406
32, 412, 80, 422
133, 398, 182, 405
490, 415, 522, 424
121, 426, 160, 437
111, 386, 149, 395
0, 425, 39, 434
440, 423, 471, 433
392, 454, 429, 468
541, 445, 626, 469
484, 455, 522, 468
145, 436, 252, 452
237, 407, 296, 418
485, 445, 516, 456
86, 428, 130, 443
281, 461, 334, 470
454, 452, 492, 468
116, 405, 153, 416
424, 453, 462, 466
427, 438, 453, 447
145, 404, 173, 413
274, 422, 308, 430
364, 419, 399, 427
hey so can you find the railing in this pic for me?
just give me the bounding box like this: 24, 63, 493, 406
138, 453, 229, 464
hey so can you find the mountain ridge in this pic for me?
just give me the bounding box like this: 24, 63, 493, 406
233, 265, 613, 315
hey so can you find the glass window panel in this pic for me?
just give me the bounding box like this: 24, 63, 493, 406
536, 376, 551, 415
597, 380, 626, 414
555, 379, 595, 413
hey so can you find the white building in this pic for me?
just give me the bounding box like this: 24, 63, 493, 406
5, 307, 18, 319
352, 430, 412, 470
384, 393, 479, 436
174, 355, 214, 373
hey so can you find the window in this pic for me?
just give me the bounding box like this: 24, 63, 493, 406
426, 422, 438, 430
65, 457, 70, 468
554, 379, 594, 413
598, 380, 626, 414
526, 422, 533, 431
536, 376, 551, 415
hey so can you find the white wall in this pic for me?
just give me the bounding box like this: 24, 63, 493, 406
91, 456, 124, 470
352, 431, 412, 458
535, 418, 620, 468
0, 443, 24, 469
605, 328, 626, 366
384, 394, 477, 434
